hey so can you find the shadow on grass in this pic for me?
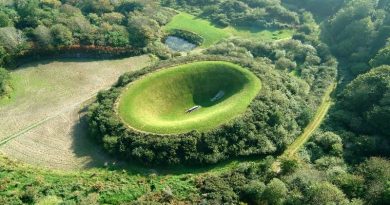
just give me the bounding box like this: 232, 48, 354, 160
12, 56, 127, 71
71, 107, 269, 176
70, 107, 108, 168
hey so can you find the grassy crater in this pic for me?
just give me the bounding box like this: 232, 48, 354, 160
118, 61, 261, 134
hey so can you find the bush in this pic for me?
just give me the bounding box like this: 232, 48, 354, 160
167, 29, 204, 46
0, 67, 10, 96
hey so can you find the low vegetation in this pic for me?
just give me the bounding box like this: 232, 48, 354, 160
118, 61, 261, 134
0, 67, 9, 97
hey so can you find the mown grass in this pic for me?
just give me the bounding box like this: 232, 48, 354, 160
164, 12, 229, 47
163, 12, 294, 47
118, 61, 261, 134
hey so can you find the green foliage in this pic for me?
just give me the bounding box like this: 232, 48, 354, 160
281, 157, 300, 174
262, 178, 288, 205
0, 67, 9, 96
50, 24, 73, 47
0, 0, 172, 66
323, 0, 390, 74
164, 0, 300, 29
167, 29, 204, 46
197, 175, 238, 203
338, 66, 390, 136
306, 182, 349, 205
370, 45, 390, 67
357, 157, 390, 204
284, 0, 345, 18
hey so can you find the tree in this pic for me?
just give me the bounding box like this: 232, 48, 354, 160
0, 67, 9, 96
340, 66, 390, 135
81, 0, 114, 14
127, 15, 160, 47
306, 182, 349, 205
50, 24, 73, 47
14, 0, 40, 28
370, 45, 390, 67
281, 157, 300, 174
261, 178, 288, 205
116, 1, 144, 14
33, 25, 53, 47
105, 25, 129, 47
358, 157, 390, 204
241, 180, 266, 204
0, 12, 11, 27
198, 176, 238, 204
0, 27, 27, 53
275, 57, 297, 70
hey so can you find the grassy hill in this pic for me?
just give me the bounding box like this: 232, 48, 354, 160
118, 61, 261, 134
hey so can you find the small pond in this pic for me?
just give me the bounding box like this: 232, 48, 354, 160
164, 36, 197, 52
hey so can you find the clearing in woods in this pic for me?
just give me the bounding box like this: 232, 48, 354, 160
164, 12, 294, 47
0, 55, 151, 170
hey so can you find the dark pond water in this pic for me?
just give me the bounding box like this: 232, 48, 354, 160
164, 36, 197, 52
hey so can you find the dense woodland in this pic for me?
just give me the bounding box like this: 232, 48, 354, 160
0, 0, 389, 204
0, 0, 173, 68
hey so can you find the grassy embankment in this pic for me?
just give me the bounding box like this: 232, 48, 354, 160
118, 61, 261, 134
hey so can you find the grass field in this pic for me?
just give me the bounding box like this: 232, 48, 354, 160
164, 12, 294, 47
118, 61, 261, 134
0, 55, 151, 169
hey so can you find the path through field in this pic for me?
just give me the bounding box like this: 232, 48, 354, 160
0, 55, 151, 170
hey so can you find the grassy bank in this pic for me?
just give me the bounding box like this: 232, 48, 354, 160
118, 61, 261, 134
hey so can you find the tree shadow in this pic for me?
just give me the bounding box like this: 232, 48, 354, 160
70, 105, 268, 176
70, 106, 118, 169
11, 57, 126, 71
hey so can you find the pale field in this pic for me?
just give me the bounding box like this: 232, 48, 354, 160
0, 55, 151, 170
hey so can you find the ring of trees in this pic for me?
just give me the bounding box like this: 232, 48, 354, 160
87, 55, 317, 166
116, 61, 261, 134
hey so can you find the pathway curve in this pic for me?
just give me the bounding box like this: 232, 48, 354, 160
272, 83, 337, 172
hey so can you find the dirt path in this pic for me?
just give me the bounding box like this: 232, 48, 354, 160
272, 83, 336, 172
0, 55, 151, 170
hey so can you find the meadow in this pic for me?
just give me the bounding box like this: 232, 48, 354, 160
0, 56, 151, 169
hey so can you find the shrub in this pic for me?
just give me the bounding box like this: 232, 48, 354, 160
0, 67, 9, 96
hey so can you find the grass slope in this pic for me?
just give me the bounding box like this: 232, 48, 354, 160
118, 61, 261, 134
164, 12, 294, 47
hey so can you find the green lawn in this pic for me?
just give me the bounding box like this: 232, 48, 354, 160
118, 61, 261, 134
163, 12, 294, 47
164, 12, 230, 47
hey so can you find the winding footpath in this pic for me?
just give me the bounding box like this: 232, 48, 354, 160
272, 82, 337, 172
